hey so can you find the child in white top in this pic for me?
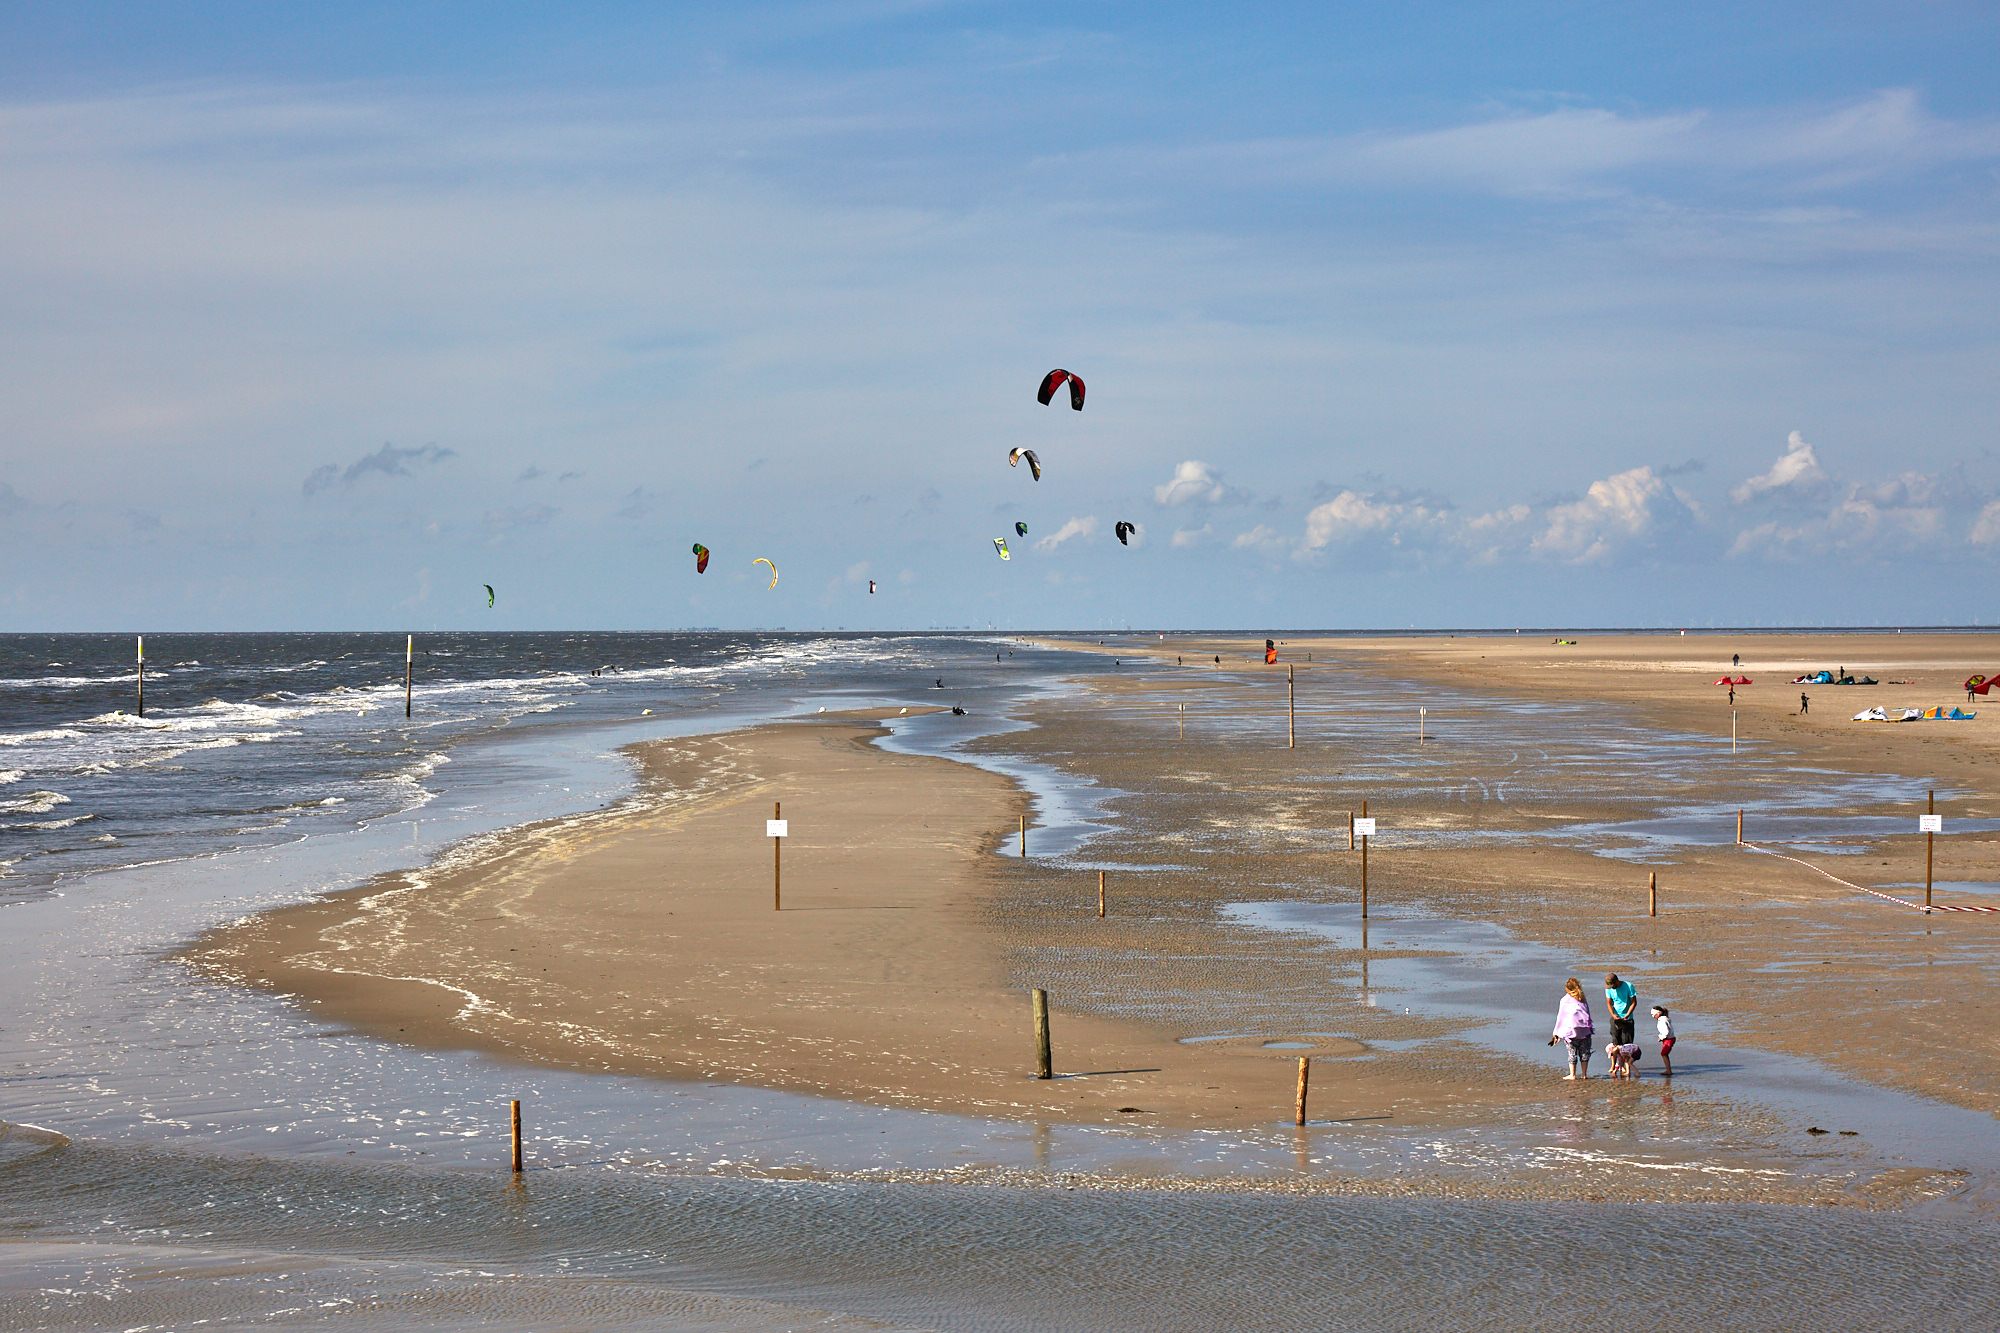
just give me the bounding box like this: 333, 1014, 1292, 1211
1653, 1005, 1676, 1078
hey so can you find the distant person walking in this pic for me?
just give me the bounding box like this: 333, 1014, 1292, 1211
1550, 977, 1595, 1080
1800, 692, 1810, 714
1728, 683, 1735, 706
1605, 972, 1637, 1047
1732, 653, 1740, 668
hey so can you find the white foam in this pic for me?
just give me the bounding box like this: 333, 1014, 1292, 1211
0, 790, 69, 816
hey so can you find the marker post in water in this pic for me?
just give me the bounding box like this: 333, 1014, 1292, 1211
510, 1099, 523, 1174
136, 635, 144, 718
1419, 706, 1425, 745
1032, 988, 1052, 1079
405, 635, 413, 719
1097, 869, 1106, 919
1355, 809, 1377, 918
1294, 1056, 1311, 1126
1922, 793, 1941, 909
1649, 871, 1657, 917
768, 803, 787, 910
1288, 665, 1295, 749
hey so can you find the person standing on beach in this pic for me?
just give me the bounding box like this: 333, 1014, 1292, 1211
1653, 1005, 1676, 1078
1800, 692, 1810, 714
1549, 978, 1594, 1079
1728, 683, 1735, 706
1604, 972, 1637, 1048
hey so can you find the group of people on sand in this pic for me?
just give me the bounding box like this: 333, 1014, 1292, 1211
1550, 973, 1675, 1080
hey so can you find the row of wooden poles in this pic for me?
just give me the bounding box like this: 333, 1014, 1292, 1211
125, 635, 416, 720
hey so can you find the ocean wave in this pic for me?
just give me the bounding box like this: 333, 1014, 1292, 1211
0, 769, 22, 785
0, 790, 70, 816
20, 813, 94, 830
0, 729, 86, 746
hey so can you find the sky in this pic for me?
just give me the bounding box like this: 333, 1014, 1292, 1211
3, 2, 1999, 632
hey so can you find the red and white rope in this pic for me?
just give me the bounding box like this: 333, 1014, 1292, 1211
1738, 840, 2000, 914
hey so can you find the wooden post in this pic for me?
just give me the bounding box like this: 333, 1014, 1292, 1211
405, 635, 413, 719
1732, 709, 1737, 754
1178, 703, 1184, 740
1360, 800, 1369, 919
1288, 665, 1295, 749
773, 801, 782, 911
1927, 789, 1935, 909
1736, 809, 1743, 844
136, 635, 144, 719
1348, 810, 1354, 852
1033, 989, 1051, 1079
1648, 871, 1657, 917
510, 1099, 522, 1173
1020, 814, 1026, 857
1419, 706, 1425, 745
1294, 1056, 1310, 1126
1098, 869, 1106, 919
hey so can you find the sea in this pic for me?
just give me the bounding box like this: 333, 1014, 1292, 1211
2, 631, 1997, 1332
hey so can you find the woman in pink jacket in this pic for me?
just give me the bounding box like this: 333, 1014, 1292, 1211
1550, 976, 1595, 1079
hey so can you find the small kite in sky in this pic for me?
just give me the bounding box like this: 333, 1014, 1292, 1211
483, 584, 495, 607
993, 538, 1011, 561
692, 543, 710, 574
1115, 521, 1136, 546
1008, 448, 1042, 481
1014, 521, 1027, 536
1037, 369, 1085, 410
753, 557, 777, 589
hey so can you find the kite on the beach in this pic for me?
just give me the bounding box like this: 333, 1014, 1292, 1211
753, 557, 777, 589
1114, 520, 1136, 546
1968, 673, 1995, 696
1015, 521, 1028, 537
1037, 369, 1085, 411
692, 543, 710, 574
1008, 448, 1042, 481
483, 584, 494, 608
993, 538, 1011, 561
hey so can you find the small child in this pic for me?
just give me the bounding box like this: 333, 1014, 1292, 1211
1653, 1005, 1676, 1077
1605, 1043, 1643, 1079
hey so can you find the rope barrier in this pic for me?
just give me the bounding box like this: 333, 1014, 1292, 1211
1738, 840, 2000, 914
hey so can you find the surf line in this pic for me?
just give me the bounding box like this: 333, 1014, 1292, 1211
1739, 840, 2000, 915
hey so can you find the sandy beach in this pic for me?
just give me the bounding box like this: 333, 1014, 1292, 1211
182, 633, 2000, 1208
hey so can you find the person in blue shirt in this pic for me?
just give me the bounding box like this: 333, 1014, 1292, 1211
1605, 972, 1638, 1049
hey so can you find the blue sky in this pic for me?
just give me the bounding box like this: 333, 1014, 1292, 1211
4, 3, 1999, 631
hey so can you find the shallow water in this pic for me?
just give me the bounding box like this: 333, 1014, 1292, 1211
8, 637, 2000, 1329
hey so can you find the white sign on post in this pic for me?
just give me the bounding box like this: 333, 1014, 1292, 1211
1353, 818, 1377, 837
1920, 814, 1943, 833
767, 819, 789, 838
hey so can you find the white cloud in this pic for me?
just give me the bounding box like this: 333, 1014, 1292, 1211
1232, 524, 1285, 553
1034, 516, 1097, 551
1972, 503, 2000, 545
1153, 460, 1244, 507
1531, 466, 1693, 564
844, 560, 869, 583
1171, 524, 1213, 548
1297, 490, 1450, 560
1732, 431, 1831, 505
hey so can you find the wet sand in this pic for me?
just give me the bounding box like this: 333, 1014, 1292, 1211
184, 710, 1547, 1135
183, 636, 2000, 1207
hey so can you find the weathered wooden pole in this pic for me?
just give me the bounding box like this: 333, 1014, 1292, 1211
1020, 814, 1026, 857
1288, 665, 1295, 749
510, 1099, 522, 1173
1736, 809, 1744, 844
1927, 789, 1935, 909
1098, 869, 1106, 919
773, 801, 782, 911
1033, 989, 1052, 1079
136, 635, 144, 718
1732, 709, 1738, 754
1178, 702, 1185, 740
1348, 810, 1355, 852
405, 635, 413, 719
1419, 706, 1425, 745
1648, 871, 1657, 917
1294, 1056, 1311, 1126
1360, 799, 1370, 919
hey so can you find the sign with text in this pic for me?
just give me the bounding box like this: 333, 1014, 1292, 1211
1920, 814, 1943, 833
767, 819, 789, 838
1353, 818, 1377, 837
